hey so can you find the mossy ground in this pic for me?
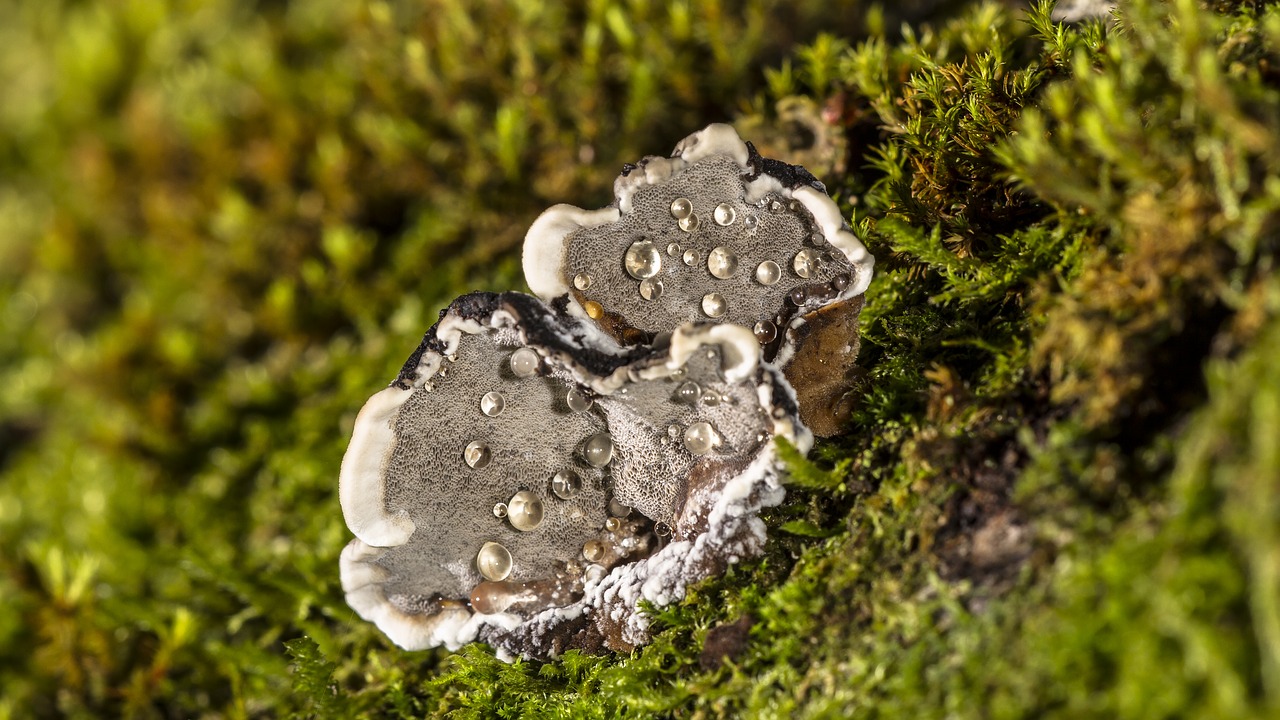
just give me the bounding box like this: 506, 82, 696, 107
2, 0, 1278, 717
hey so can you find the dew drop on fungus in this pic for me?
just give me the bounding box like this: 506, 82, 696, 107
464, 441, 492, 469
507, 491, 544, 531
583, 540, 605, 563
793, 248, 819, 279
754, 320, 778, 344
655, 522, 672, 538
573, 273, 592, 291
584, 564, 606, 583
582, 433, 614, 467
809, 231, 826, 247
701, 293, 727, 318
510, 348, 540, 378
476, 542, 513, 581
707, 246, 739, 279
608, 499, 631, 517
493, 503, 508, 518
480, 391, 505, 417
551, 470, 582, 499
566, 388, 593, 412
675, 381, 702, 404
743, 213, 758, 231
755, 260, 781, 286
789, 287, 808, 306
682, 248, 701, 267
639, 278, 663, 301
471, 581, 512, 614
703, 392, 721, 407
604, 517, 622, 532
713, 203, 737, 226
624, 240, 662, 279
584, 300, 604, 319
831, 273, 850, 291
669, 197, 693, 219
678, 214, 700, 232
666, 242, 682, 256
683, 421, 720, 455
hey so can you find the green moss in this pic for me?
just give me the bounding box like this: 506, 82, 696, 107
2, 0, 1279, 717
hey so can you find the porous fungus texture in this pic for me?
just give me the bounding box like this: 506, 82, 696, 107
339, 292, 811, 658
523, 124, 874, 436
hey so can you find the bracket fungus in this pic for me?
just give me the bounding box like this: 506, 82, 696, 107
339, 292, 811, 657
524, 124, 875, 435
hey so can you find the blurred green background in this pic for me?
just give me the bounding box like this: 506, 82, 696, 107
3, 0, 1279, 718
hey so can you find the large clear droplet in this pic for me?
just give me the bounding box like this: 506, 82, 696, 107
670, 197, 693, 219
714, 203, 737, 226
639, 278, 664, 301
683, 421, 721, 455
707, 246, 739, 279
583, 540, 605, 563
682, 248, 701, 267
675, 381, 702, 404
551, 470, 582, 499
754, 320, 778, 344
492, 503, 508, 518
624, 239, 662, 279
582, 433, 614, 467
831, 273, 850, 291
743, 213, 759, 231
678, 214, 700, 232
583, 300, 604, 319
476, 541, 512, 581
573, 273, 593, 291
793, 248, 819, 279
464, 440, 492, 469
701, 292, 727, 318
507, 490, 544, 531
655, 522, 672, 538
480, 391, 505, 417
566, 388, 593, 412
604, 517, 622, 532
510, 347, 540, 378
789, 287, 808, 306
755, 260, 781, 286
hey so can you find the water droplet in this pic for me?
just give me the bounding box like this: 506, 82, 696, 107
678, 213, 700, 232
682, 248, 701, 267
667, 242, 682, 256
755, 260, 781, 286
701, 292, 727, 318
583, 540, 605, 563
608, 499, 632, 517
567, 388, 593, 412
605, 517, 622, 532
809, 232, 826, 246
703, 392, 721, 407
754, 320, 778, 344
670, 197, 693, 219
683, 421, 721, 455
667, 424, 680, 439
510, 348, 540, 378
464, 441, 492, 469
707, 246, 739, 279
676, 381, 702, 404
832, 273, 850, 291
743, 213, 759, 231
655, 522, 672, 538
551, 470, 582, 499
476, 542, 512, 581
669, 366, 688, 380
573, 273, 593, 290
714, 203, 737, 226
493, 503, 508, 518
769, 198, 785, 213
624, 239, 662, 279
584, 300, 604, 319
480, 391, 505, 417
640, 278, 664, 301
793, 249, 819, 279
471, 580, 515, 614
789, 287, 808, 306
585, 564, 607, 583
507, 490, 544, 531
582, 433, 614, 467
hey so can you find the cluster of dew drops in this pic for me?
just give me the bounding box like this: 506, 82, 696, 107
462, 344, 715, 593
572, 194, 851, 347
